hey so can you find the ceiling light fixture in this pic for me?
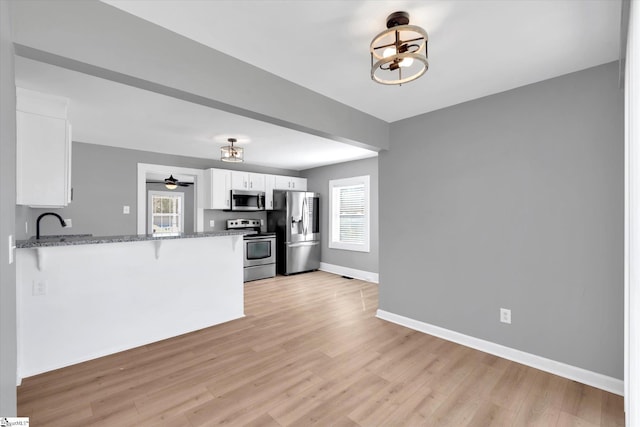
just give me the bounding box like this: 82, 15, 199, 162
164, 175, 178, 190
370, 11, 428, 86
220, 138, 244, 163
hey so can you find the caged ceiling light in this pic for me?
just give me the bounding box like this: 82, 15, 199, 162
370, 11, 429, 86
220, 138, 244, 163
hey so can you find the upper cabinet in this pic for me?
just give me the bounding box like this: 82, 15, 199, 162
204, 168, 231, 210
274, 175, 307, 191
16, 88, 72, 208
204, 168, 307, 210
231, 171, 265, 192
265, 175, 276, 210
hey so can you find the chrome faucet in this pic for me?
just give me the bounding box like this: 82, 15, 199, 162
36, 212, 67, 239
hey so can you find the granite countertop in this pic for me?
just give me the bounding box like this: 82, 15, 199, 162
16, 230, 250, 249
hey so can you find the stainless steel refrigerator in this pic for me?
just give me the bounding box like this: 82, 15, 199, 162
267, 190, 320, 275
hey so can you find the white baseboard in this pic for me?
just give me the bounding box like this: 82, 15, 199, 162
319, 262, 379, 283
376, 309, 624, 396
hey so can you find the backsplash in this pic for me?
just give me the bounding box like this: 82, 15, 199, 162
203, 210, 267, 233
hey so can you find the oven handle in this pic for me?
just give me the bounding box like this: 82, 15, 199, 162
287, 241, 319, 248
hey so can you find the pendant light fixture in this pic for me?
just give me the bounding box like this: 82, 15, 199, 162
370, 11, 428, 85
220, 138, 244, 163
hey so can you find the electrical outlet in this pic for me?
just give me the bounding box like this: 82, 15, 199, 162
123, 205, 130, 214
209, 220, 215, 227
64, 219, 72, 228
500, 308, 511, 324
32, 280, 47, 296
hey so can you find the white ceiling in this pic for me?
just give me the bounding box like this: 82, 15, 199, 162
14, 57, 377, 171
15, 1, 621, 171
102, 0, 621, 122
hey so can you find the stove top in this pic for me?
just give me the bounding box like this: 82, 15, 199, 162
226, 219, 274, 239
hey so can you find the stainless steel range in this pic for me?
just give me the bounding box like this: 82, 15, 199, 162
227, 219, 276, 282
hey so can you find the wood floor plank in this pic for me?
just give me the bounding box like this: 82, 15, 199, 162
17, 272, 625, 426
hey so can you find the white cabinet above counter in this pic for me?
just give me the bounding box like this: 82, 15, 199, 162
16, 88, 72, 208
231, 171, 265, 192
274, 175, 307, 191
204, 168, 306, 210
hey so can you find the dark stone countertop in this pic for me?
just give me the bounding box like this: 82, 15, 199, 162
16, 230, 250, 249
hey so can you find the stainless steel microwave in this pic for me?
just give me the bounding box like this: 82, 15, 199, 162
229, 190, 265, 211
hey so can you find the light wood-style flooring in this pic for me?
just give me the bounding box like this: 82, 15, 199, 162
18, 271, 624, 426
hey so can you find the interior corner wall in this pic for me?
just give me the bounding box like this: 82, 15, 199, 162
0, 0, 18, 415
380, 61, 624, 379
301, 157, 379, 275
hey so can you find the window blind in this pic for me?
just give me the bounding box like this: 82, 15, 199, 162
338, 184, 365, 244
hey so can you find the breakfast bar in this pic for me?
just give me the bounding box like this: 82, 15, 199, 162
15, 231, 246, 380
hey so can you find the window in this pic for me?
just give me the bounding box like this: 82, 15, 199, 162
148, 191, 184, 235
329, 175, 370, 252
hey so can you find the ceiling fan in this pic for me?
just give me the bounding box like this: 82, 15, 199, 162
146, 174, 194, 189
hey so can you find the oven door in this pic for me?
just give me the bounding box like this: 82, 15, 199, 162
244, 237, 275, 267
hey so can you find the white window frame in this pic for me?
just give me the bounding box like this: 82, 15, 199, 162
148, 190, 184, 236
329, 175, 370, 252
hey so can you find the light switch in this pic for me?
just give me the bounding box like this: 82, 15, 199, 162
209, 220, 215, 227
123, 205, 130, 214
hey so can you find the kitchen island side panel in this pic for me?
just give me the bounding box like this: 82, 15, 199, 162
16, 235, 243, 379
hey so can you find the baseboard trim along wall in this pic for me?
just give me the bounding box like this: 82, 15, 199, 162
376, 309, 624, 396
319, 263, 379, 284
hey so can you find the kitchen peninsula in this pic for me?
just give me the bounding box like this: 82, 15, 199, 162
15, 231, 246, 380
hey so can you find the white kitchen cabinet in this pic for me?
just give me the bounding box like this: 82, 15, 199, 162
16, 88, 72, 208
204, 168, 231, 209
265, 174, 276, 210
274, 175, 307, 191
231, 171, 265, 191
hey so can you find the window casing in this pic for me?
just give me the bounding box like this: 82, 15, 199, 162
148, 191, 184, 236
329, 175, 370, 252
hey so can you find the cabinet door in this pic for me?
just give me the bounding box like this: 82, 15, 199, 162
264, 175, 276, 210
16, 111, 71, 207
206, 169, 231, 209
231, 171, 248, 190
290, 177, 307, 191
274, 175, 292, 190
248, 173, 265, 191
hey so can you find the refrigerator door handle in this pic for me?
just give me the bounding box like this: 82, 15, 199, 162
288, 241, 320, 248
302, 196, 308, 236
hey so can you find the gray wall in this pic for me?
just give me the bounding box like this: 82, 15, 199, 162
11, 0, 388, 152
380, 62, 624, 379
17, 142, 297, 239
0, 0, 17, 415
302, 157, 379, 274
